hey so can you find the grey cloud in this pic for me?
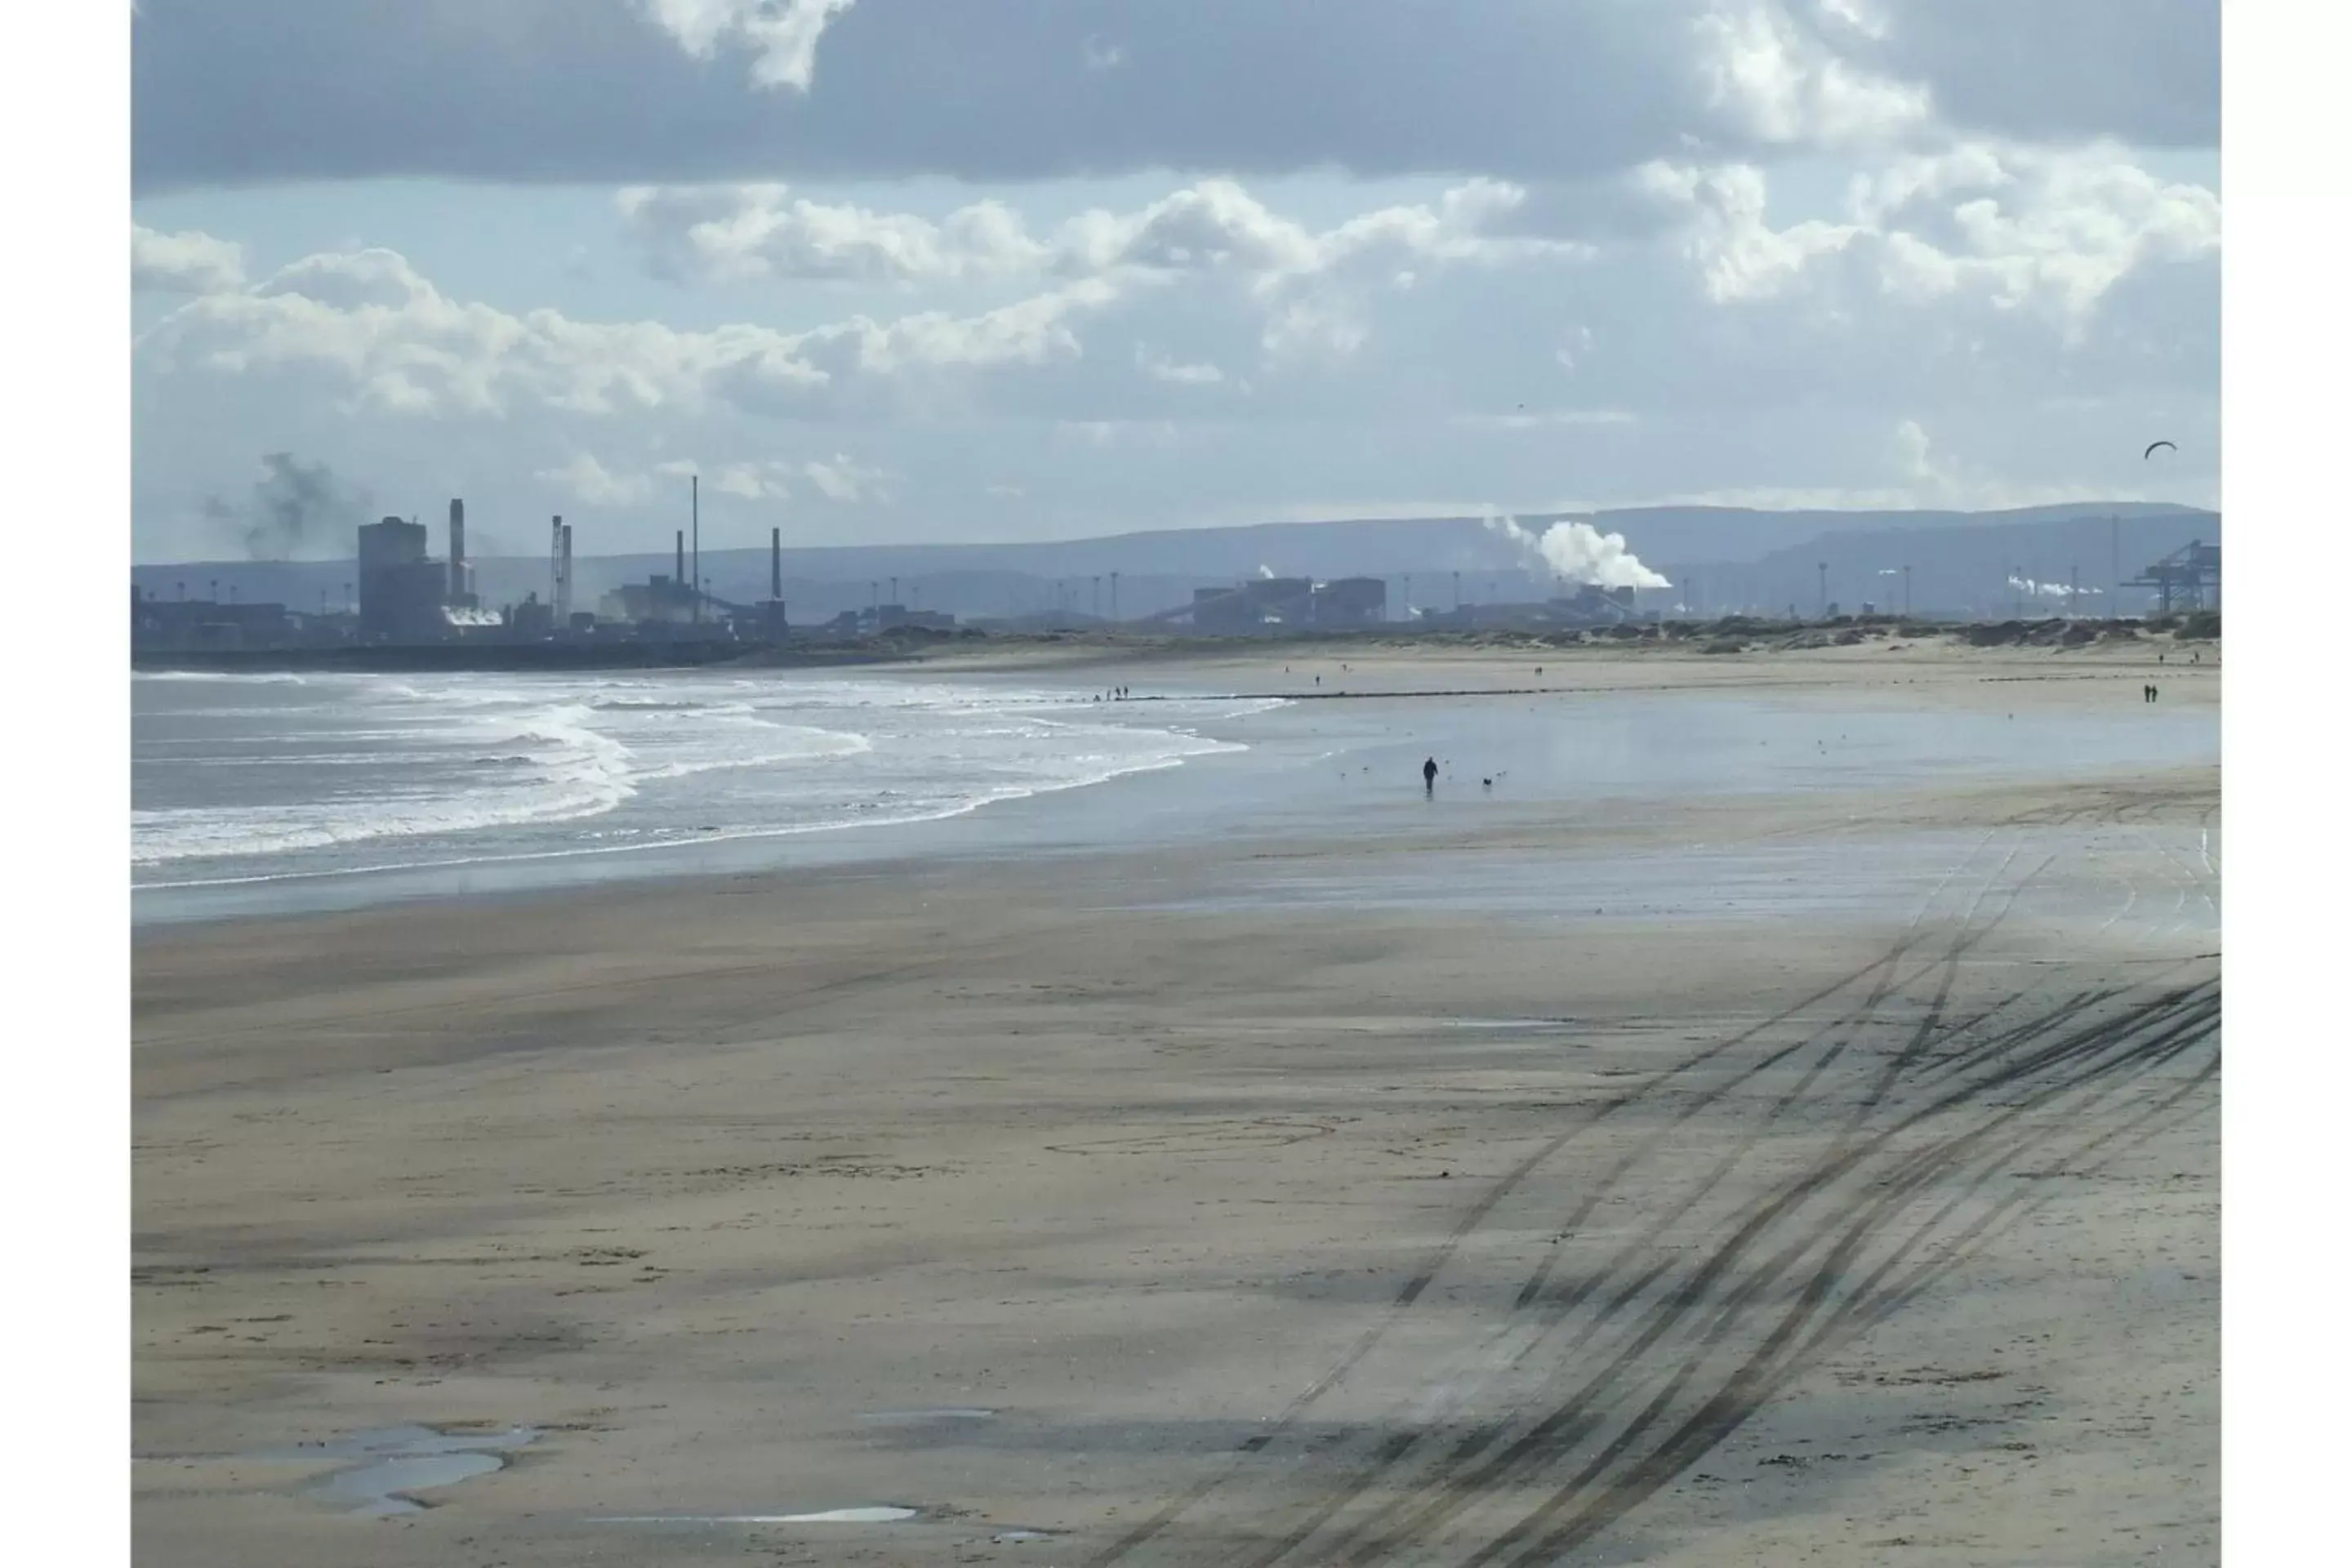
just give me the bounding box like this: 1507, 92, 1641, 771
129, 1, 1795, 192
1863, 0, 2219, 149
131, 2, 2216, 196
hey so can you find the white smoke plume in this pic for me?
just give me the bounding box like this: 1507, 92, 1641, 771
2007, 575, 2102, 601
1481, 510, 1670, 590
1258, 564, 1276, 579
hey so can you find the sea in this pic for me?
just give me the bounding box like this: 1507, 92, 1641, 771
133, 665, 2220, 927
132, 669, 1272, 895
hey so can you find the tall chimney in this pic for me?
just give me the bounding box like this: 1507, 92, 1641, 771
559, 523, 574, 621
691, 474, 700, 624
675, 529, 685, 586
448, 498, 466, 602
771, 526, 782, 601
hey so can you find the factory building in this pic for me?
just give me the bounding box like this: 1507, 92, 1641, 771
1555, 584, 1637, 621
1312, 577, 1388, 626
131, 588, 295, 651
1175, 576, 1387, 634
1192, 577, 1316, 633
599, 576, 701, 625
874, 604, 956, 631
356, 516, 448, 641
599, 531, 704, 626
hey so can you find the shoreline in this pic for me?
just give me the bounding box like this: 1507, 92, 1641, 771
133, 644, 2219, 929
130, 611, 2220, 677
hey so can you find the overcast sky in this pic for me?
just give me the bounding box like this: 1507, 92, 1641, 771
130, 0, 2220, 562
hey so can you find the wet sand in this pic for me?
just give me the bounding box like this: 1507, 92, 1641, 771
132, 648, 2218, 1565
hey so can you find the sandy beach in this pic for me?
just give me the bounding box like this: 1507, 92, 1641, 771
132, 644, 2219, 1565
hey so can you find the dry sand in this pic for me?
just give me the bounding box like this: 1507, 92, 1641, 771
133, 647, 2219, 1565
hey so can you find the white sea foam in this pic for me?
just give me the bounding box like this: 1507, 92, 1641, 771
132, 669, 311, 684
131, 671, 1269, 882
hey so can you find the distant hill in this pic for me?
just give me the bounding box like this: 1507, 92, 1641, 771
130, 502, 2217, 624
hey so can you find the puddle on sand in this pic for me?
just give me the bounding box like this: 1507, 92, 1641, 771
595, 1505, 920, 1525
323, 1453, 505, 1517
773, 1507, 920, 1523
254, 1424, 540, 1517
859, 1407, 997, 1424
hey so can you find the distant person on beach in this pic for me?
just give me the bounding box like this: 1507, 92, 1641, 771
1423, 757, 1438, 793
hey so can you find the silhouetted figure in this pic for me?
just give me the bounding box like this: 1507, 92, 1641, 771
1423, 757, 1438, 794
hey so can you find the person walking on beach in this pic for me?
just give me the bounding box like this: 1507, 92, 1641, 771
1423, 756, 1438, 794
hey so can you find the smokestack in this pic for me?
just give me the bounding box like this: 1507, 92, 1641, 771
771, 526, 782, 601
448, 498, 466, 602
675, 529, 685, 586
559, 523, 574, 622
691, 474, 700, 624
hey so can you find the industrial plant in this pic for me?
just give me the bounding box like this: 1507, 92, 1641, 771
129, 486, 2221, 663
133, 481, 797, 657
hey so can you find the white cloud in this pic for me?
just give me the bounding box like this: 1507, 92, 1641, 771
1693, 0, 1931, 148
131, 225, 244, 294
800, 452, 892, 501
1814, 0, 1892, 42
1555, 325, 1596, 373
619, 176, 1588, 291
638, 0, 855, 91
1636, 161, 1859, 303
701, 461, 791, 501
615, 176, 1591, 377
1136, 345, 1225, 385
616, 185, 1046, 284
1892, 415, 1958, 502
537, 452, 654, 507
532, 452, 891, 508
1639, 140, 2219, 329
1453, 408, 1638, 430
1262, 299, 1370, 366
138, 245, 1112, 420
1054, 420, 1183, 450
